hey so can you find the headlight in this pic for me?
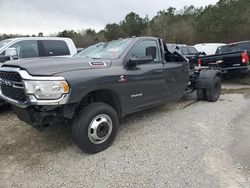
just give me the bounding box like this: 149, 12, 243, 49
24, 80, 70, 100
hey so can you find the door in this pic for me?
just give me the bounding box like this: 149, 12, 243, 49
10, 40, 39, 59
163, 50, 189, 101
122, 39, 166, 114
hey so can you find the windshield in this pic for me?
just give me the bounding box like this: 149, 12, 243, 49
74, 39, 132, 59
0, 39, 12, 49
216, 42, 250, 54
74, 42, 105, 58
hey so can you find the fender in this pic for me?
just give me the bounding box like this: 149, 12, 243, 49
197, 70, 221, 89
66, 86, 123, 119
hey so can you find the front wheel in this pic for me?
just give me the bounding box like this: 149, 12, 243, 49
72, 102, 119, 153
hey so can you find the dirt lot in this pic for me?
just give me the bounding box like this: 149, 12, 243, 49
0, 85, 250, 188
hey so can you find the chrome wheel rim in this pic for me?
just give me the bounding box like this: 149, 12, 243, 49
88, 114, 113, 144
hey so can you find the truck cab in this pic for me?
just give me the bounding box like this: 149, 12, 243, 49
0, 37, 77, 63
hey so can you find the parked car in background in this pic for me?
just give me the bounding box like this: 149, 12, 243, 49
194, 43, 226, 55
166, 43, 186, 53
199, 41, 250, 76
0, 37, 77, 63
215, 41, 250, 54
0, 37, 77, 105
176, 46, 204, 69
166, 44, 204, 68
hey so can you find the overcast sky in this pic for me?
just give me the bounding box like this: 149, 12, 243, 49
0, 0, 219, 35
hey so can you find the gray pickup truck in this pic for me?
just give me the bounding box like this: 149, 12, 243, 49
0, 37, 222, 153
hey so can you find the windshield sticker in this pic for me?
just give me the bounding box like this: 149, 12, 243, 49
107, 48, 120, 52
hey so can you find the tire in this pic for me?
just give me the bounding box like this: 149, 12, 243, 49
197, 88, 206, 100
72, 102, 119, 154
205, 76, 221, 102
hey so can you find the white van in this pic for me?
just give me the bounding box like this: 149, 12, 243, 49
0, 37, 77, 62
194, 43, 226, 55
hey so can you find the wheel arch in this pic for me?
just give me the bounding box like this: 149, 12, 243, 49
75, 88, 123, 120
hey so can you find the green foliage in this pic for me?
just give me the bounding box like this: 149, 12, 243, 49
57, 29, 103, 47
195, 0, 250, 43
1, 0, 250, 47
104, 23, 123, 41
0, 34, 31, 41
121, 12, 147, 37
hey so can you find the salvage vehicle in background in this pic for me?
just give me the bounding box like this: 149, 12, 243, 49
166, 44, 204, 69
0, 37, 222, 153
176, 45, 204, 69
194, 43, 226, 55
0, 37, 77, 105
0, 37, 77, 63
199, 41, 250, 76
166, 43, 186, 52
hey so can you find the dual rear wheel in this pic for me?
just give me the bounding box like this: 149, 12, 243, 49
197, 76, 221, 102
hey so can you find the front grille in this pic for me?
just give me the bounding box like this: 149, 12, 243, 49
0, 71, 27, 102
0, 71, 22, 82
1, 84, 26, 102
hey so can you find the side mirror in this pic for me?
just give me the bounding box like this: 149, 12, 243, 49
0, 55, 10, 63
127, 56, 153, 67
5, 48, 18, 60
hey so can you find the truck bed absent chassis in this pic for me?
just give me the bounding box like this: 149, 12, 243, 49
0, 37, 222, 153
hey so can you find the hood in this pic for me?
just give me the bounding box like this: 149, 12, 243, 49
1, 57, 112, 76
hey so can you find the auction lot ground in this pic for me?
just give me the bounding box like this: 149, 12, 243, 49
1, 84, 250, 187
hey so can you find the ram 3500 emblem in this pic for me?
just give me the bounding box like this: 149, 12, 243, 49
131, 93, 143, 98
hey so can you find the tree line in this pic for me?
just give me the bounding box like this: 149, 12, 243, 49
1, 0, 250, 47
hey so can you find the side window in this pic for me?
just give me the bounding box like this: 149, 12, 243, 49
181, 47, 189, 55
188, 47, 198, 55
42, 40, 70, 56
131, 40, 159, 62
238, 42, 250, 51
10, 40, 38, 58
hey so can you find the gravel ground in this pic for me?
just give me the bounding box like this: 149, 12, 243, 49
0, 93, 250, 188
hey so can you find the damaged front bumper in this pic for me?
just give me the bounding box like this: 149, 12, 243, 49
12, 105, 63, 130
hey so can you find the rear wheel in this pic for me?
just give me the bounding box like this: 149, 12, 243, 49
72, 102, 119, 153
197, 88, 206, 100
206, 76, 221, 102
